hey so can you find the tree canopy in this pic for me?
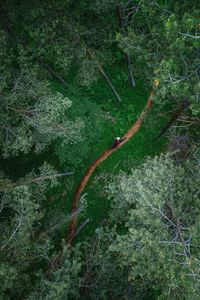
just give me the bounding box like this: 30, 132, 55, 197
0, 0, 199, 299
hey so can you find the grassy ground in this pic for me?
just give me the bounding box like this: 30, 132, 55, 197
3, 56, 165, 246
1, 59, 167, 245
50, 62, 167, 242
1, 58, 167, 245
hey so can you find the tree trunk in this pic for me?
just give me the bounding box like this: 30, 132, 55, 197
154, 100, 190, 140
116, 5, 136, 88
88, 49, 122, 103
1, 172, 74, 191
97, 64, 122, 102
125, 53, 136, 87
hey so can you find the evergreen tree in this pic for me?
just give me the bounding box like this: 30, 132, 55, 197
0, 1, 199, 299
116, 0, 200, 114
79, 148, 200, 299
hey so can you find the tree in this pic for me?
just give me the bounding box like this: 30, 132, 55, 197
1, 0, 118, 88
0, 32, 83, 158
1, 1, 200, 299
27, 245, 82, 300
116, 0, 200, 115
78, 148, 200, 299
0, 15, 84, 299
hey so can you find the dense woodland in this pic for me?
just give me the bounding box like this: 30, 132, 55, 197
0, 0, 200, 299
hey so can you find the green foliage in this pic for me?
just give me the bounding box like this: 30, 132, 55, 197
95, 149, 200, 299
2, 0, 117, 86
28, 246, 82, 300
0, 162, 74, 298
55, 97, 106, 168
0, 38, 83, 158
1, 1, 199, 299
117, 0, 200, 114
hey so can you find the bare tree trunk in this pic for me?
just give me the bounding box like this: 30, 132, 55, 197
154, 100, 190, 140
66, 219, 89, 244
88, 49, 122, 103
33, 56, 68, 87
125, 53, 136, 87
0, 172, 74, 191
97, 64, 122, 102
116, 5, 136, 88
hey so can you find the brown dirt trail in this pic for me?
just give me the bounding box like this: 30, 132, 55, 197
66, 90, 155, 245
45, 87, 157, 275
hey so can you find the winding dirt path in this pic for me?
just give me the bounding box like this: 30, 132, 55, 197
66, 89, 156, 245
45, 86, 158, 275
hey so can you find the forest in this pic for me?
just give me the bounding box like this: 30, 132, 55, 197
0, 0, 200, 299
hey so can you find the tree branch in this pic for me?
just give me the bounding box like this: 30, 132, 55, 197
0, 172, 74, 191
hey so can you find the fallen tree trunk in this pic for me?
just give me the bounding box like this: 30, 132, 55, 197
68, 218, 90, 242
34, 56, 68, 87
88, 49, 122, 103
0, 172, 74, 191
97, 64, 122, 102
154, 99, 190, 140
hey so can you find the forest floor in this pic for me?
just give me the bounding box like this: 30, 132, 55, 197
66, 92, 154, 244
2, 61, 168, 244
50, 62, 168, 243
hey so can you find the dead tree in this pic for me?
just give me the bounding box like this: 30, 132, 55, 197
0, 172, 74, 192
116, 4, 136, 87
88, 49, 122, 103
154, 99, 190, 140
